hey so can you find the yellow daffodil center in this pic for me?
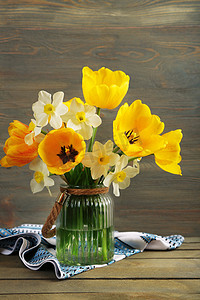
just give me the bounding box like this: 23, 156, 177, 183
125, 130, 139, 144
116, 170, 126, 182
34, 171, 44, 183
44, 104, 55, 115
57, 145, 78, 164
28, 121, 36, 132
76, 112, 86, 123
98, 155, 110, 165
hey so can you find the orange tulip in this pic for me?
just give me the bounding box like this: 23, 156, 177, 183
0, 120, 39, 167
38, 128, 86, 175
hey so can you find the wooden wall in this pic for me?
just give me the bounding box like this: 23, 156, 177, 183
0, 1, 199, 236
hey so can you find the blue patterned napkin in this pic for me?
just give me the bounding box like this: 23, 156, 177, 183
0, 224, 184, 279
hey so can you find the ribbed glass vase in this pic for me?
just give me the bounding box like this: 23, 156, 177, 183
56, 185, 114, 266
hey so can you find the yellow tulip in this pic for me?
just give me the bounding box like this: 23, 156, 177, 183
154, 130, 183, 175
82, 66, 130, 109
113, 100, 167, 157
0, 120, 39, 167
38, 128, 86, 175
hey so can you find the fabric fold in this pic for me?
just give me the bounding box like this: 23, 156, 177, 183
0, 224, 184, 280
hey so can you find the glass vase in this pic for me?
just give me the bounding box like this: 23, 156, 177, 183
56, 185, 114, 266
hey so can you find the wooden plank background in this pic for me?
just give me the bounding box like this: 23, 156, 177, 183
0, 0, 199, 237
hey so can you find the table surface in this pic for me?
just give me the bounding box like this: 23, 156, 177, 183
0, 0, 200, 298
0, 237, 199, 299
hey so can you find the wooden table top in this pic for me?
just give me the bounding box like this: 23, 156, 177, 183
0, 0, 200, 298
0, 237, 200, 299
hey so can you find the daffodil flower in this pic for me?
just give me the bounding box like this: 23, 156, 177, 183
62, 98, 102, 140
32, 90, 68, 130
29, 157, 54, 195
82, 140, 119, 180
24, 119, 43, 146
103, 155, 139, 197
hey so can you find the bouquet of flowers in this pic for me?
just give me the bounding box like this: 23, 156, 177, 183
0, 66, 183, 197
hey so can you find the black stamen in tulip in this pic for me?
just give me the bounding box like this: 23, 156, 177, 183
57, 145, 78, 164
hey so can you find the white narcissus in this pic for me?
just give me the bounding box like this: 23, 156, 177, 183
103, 155, 139, 197
32, 90, 68, 130
82, 140, 119, 179
29, 157, 54, 195
61, 98, 102, 140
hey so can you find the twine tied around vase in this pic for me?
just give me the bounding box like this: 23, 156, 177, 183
41, 186, 109, 238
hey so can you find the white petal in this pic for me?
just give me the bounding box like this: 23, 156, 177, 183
78, 123, 93, 140
30, 179, 44, 194
67, 119, 82, 131
70, 98, 84, 113
109, 153, 120, 166
104, 140, 114, 155
124, 165, 139, 178
36, 113, 49, 127
52, 91, 64, 107
29, 157, 44, 172
118, 177, 130, 189
113, 182, 120, 197
92, 141, 105, 157
24, 132, 34, 145
44, 176, 54, 187
116, 155, 128, 172
91, 165, 106, 180
49, 114, 62, 129
34, 126, 42, 136
86, 114, 102, 128
82, 153, 96, 167
61, 111, 73, 123
32, 101, 44, 115
55, 103, 68, 116
38, 90, 51, 105
41, 163, 50, 176
103, 173, 114, 187
84, 105, 96, 116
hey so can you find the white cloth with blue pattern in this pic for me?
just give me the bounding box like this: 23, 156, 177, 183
0, 224, 184, 279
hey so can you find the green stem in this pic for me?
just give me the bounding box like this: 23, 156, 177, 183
102, 228, 108, 261
128, 157, 138, 163
87, 107, 101, 152
74, 168, 84, 186
41, 130, 47, 135
113, 146, 120, 153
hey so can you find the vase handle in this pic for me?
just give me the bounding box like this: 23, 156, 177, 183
41, 192, 67, 238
